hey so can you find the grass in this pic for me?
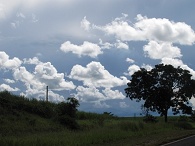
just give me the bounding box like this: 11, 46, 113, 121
1, 117, 195, 146
1, 91, 195, 146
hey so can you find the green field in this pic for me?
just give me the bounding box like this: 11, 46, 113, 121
1, 91, 195, 146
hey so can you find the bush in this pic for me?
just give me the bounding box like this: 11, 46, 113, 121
55, 98, 80, 130
143, 114, 158, 123
58, 115, 79, 130
56, 98, 79, 119
0, 91, 56, 119
190, 110, 195, 122
0, 91, 80, 130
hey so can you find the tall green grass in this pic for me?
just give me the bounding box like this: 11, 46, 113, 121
1, 118, 195, 146
1, 91, 195, 146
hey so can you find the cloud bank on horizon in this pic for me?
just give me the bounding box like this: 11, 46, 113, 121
1, 0, 195, 116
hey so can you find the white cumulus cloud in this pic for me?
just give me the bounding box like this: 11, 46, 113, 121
126, 58, 135, 64
60, 41, 103, 58
81, 16, 91, 31
0, 84, 19, 92
75, 86, 125, 103
76, 86, 105, 102
3, 79, 15, 84
135, 14, 195, 45
94, 14, 195, 45
34, 62, 75, 90
102, 88, 125, 100
115, 40, 129, 49
23, 57, 41, 65
126, 64, 140, 76
69, 61, 128, 88
0, 51, 22, 70
143, 41, 182, 59
12, 60, 76, 101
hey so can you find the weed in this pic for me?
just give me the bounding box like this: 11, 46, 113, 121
143, 114, 158, 123
118, 121, 142, 132
174, 121, 194, 130
178, 115, 189, 122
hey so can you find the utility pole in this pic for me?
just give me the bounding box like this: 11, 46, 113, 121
46, 86, 48, 102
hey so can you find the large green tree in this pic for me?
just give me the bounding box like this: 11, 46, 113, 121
125, 64, 195, 122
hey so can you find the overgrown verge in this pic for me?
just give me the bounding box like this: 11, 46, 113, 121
1, 91, 195, 146
0, 90, 80, 136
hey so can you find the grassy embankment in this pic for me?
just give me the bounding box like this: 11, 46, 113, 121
1, 91, 195, 146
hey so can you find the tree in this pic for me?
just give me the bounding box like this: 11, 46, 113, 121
125, 64, 195, 122
56, 97, 79, 118
56, 97, 80, 129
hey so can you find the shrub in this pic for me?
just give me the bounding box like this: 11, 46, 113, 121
55, 98, 80, 130
58, 115, 79, 130
143, 114, 158, 123
190, 110, 195, 122
56, 97, 79, 119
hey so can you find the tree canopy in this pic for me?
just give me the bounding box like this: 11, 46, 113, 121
125, 64, 195, 122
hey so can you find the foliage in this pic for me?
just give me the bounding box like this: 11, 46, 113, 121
103, 112, 114, 117
56, 97, 80, 129
0, 91, 80, 130
0, 90, 56, 118
140, 104, 150, 116
143, 114, 158, 123
125, 64, 195, 122
190, 110, 195, 122
58, 115, 80, 129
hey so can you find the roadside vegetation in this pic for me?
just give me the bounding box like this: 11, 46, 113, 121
1, 91, 195, 146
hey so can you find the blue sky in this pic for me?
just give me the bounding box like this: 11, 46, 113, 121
1, 0, 195, 116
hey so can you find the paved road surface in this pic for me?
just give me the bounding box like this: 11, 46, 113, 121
161, 135, 195, 146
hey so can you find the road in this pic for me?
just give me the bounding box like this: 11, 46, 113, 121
161, 135, 195, 146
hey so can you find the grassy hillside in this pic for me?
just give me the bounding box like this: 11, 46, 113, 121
0, 90, 79, 136
1, 91, 195, 146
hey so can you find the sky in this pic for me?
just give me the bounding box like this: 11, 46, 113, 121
1, 0, 195, 117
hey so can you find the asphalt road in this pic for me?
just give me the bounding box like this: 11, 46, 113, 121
161, 135, 195, 146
